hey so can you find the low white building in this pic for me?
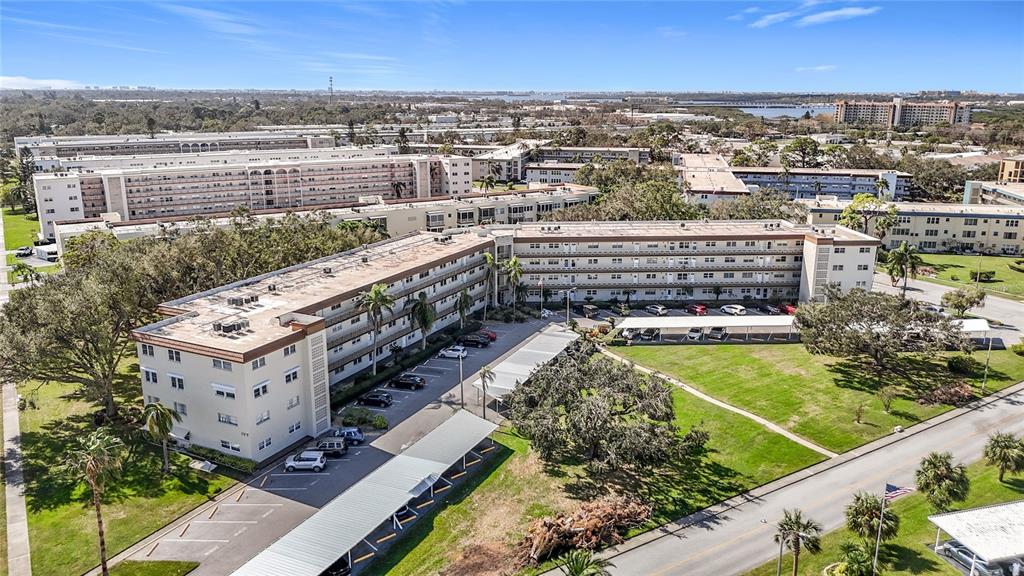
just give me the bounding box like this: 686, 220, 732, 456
731, 167, 911, 200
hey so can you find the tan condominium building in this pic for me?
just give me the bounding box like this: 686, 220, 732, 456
51, 184, 601, 254
834, 97, 971, 128
15, 131, 337, 161
133, 221, 877, 461
673, 153, 750, 203
998, 155, 1024, 183
805, 196, 1024, 254
33, 153, 473, 239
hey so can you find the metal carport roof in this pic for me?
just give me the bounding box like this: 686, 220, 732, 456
930, 500, 1024, 563
230, 410, 498, 576
616, 315, 796, 330
471, 325, 579, 400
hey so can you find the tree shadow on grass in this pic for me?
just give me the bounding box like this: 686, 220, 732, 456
883, 543, 943, 574
829, 355, 1010, 401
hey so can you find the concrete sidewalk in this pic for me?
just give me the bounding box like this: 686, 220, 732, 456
4, 381, 32, 575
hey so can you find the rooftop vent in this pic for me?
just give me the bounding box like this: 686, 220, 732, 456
268, 284, 277, 292
325, 266, 334, 274
227, 296, 244, 307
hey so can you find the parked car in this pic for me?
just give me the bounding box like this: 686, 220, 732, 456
686, 327, 704, 340
923, 304, 949, 317
942, 541, 1005, 576
540, 308, 553, 319
645, 304, 668, 316
328, 426, 365, 445
781, 303, 798, 315
476, 329, 498, 341
284, 451, 326, 472
708, 327, 729, 340
357, 391, 393, 407
458, 334, 490, 348
391, 373, 426, 390
394, 503, 417, 522
621, 328, 640, 340
720, 304, 747, 316
14, 246, 32, 258
640, 328, 660, 341
321, 556, 352, 576
613, 304, 630, 315
437, 345, 468, 359
314, 439, 348, 458
685, 303, 708, 315
757, 303, 781, 315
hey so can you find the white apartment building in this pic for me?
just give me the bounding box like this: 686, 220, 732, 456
963, 180, 1024, 206
134, 220, 877, 461
806, 196, 1024, 254
51, 184, 602, 254
731, 167, 911, 200
133, 231, 493, 462
674, 154, 751, 204
33, 154, 473, 239
834, 98, 971, 128
523, 162, 584, 185
472, 141, 653, 181
15, 131, 336, 161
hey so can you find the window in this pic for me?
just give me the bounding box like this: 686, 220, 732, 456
218, 413, 238, 426
834, 247, 846, 254
924, 229, 939, 237
167, 349, 181, 362
251, 357, 266, 370
174, 402, 187, 416
170, 375, 184, 390
257, 437, 272, 451
857, 264, 869, 271
1007, 220, 1020, 228
703, 272, 714, 279
283, 344, 297, 357
141, 344, 154, 357
962, 230, 976, 238
859, 247, 871, 253
213, 359, 233, 371
253, 381, 269, 398
832, 264, 844, 271
287, 395, 300, 409
285, 369, 299, 384
256, 410, 270, 425
213, 384, 236, 399
288, 421, 302, 433
220, 440, 241, 452
964, 218, 978, 226
143, 369, 158, 384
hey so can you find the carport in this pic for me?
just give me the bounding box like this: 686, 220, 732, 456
616, 315, 797, 342
929, 500, 1024, 576
230, 410, 498, 576
471, 325, 580, 401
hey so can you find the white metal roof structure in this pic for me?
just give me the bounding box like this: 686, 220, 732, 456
230, 410, 497, 576
472, 325, 579, 400
616, 315, 796, 330
930, 500, 1024, 562
955, 318, 991, 334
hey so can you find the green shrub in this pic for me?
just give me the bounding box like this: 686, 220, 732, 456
1011, 343, 1024, 357
950, 274, 960, 281
947, 354, 981, 375
970, 270, 996, 282
1010, 260, 1024, 273
609, 337, 627, 346
185, 445, 258, 474
371, 414, 389, 430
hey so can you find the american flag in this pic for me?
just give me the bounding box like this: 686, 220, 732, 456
884, 483, 914, 501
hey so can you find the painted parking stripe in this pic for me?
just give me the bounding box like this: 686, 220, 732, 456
192, 520, 259, 524
259, 487, 308, 491
220, 503, 284, 507
162, 539, 231, 544
270, 472, 330, 476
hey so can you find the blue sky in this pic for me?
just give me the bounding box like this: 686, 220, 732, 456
1, 1, 1022, 92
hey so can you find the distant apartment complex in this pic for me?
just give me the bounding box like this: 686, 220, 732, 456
33, 149, 473, 238
15, 131, 337, 161
805, 196, 1024, 254
963, 180, 1024, 206
471, 141, 652, 181
998, 155, 1024, 183
674, 154, 751, 203
134, 220, 877, 461
833, 97, 971, 128
731, 167, 911, 200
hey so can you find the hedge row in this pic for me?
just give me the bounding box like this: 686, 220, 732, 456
184, 444, 259, 474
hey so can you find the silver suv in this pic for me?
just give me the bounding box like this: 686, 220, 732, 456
284, 450, 326, 472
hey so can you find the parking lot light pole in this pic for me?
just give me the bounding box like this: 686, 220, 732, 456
561, 287, 576, 326
458, 354, 465, 409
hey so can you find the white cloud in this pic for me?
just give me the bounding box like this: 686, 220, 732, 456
326, 52, 398, 62
0, 76, 83, 90
159, 4, 261, 36
727, 7, 762, 21
795, 64, 838, 72
656, 26, 688, 38
750, 11, 796, 28
796, 6, 881, 26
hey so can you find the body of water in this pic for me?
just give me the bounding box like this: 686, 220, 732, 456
740, 105, 835, 118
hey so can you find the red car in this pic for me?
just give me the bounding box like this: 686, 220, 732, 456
476, 329, 498, 341
781, 303, 797, 315
685, 303, 708, 315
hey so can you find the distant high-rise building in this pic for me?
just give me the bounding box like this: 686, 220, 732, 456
834, 97, 971, 128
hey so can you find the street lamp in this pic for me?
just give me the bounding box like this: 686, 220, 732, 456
560, 287, 577, 326
775, 530, 813, 576
458, 353, 465, 409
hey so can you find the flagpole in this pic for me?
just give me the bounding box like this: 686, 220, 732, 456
872, 486, 887, 576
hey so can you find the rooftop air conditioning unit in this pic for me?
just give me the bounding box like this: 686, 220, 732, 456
268, 284, 277, 292
228, 297, 244, 307
239, 319, 250, 330
361, 256, 369, 263
212, 322, 223, 332
251, 294, 259, 303
324, 267, 333, 274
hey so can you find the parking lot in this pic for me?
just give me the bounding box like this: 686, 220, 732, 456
113, 317, 550, 576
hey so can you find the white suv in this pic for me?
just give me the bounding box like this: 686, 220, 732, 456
284, 450, 326, 472
645, 304, 668, 316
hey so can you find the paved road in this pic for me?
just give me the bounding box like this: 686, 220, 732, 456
873, 273, 1024, 345
596, 382, 1024, 576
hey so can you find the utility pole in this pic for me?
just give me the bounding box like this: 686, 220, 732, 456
329, 76, 333, 105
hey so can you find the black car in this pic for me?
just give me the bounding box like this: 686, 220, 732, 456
458, 334, 490, 348
357, 391, 393, 407
320, 556, 352, 576
757, 303, 781, 315
391, 373, 426, 390
14, 246, 32, 258
640, 328, 660, 341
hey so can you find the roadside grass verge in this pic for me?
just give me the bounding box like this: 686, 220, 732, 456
881, 253, 1024, 301
744, 461, 1024, 576
2, 207, 40, 249
109, 560, 200, 576
615, 344, 1024, 454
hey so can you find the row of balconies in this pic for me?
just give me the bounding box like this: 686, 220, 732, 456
514, 248, 804, 258
523, 262, 802, 274
536, 277, 800, 289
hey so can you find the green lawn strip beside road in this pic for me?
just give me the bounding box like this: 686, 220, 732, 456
17, 362, 235, 576
616, 344, 1024, 454
883, 253, 1024, 301
368, 391, 823, 576
2, 208, 40, 249
109, 560, 200, 576
745, 461, 1024, 576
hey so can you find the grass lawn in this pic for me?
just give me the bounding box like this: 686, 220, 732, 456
2, 207, 40, 249
6, 261, 62, 285
893, 253, 1024, 300
615, 344, 1024, 454
17, 360, 236, 576
367, 388, 825, 576
745, 461, 1024, 576
109, 560, 199, 576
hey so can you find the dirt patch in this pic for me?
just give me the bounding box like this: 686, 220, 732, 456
443, 542, 518, 576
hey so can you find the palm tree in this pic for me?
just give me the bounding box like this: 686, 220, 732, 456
479, 365, 495, 419
63, 428, 125, 576
456, 288, 473, 329
983, 432, 1024, 482
773, 509, 823, 576
142, 402, 182, 474
845, 492, 900, 542
557, 549, 614, 576
483, 251, 501, 319
622, 288, 636, 306
874, 178, 891, 199
488, 161, 502, 180
836, 541, 874, 576
885, 241, 923, 297
480, 174, 497, 195
391, 181, 406, 199
505, 256, 524, 314
358, 283, 396, 375
915, 451, 970, 512
410, 291, 436, 351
